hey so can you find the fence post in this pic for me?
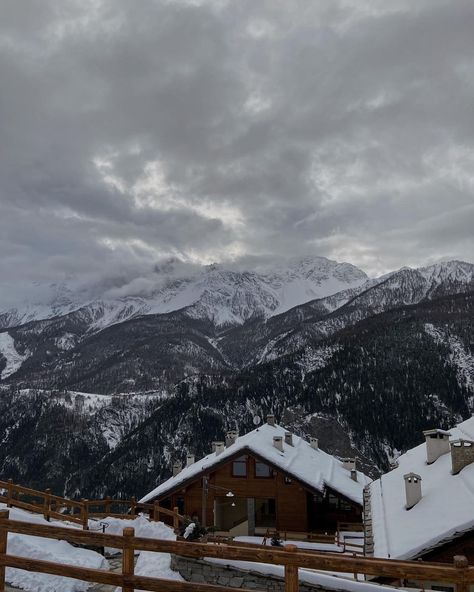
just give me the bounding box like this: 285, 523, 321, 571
43, 489, 51, 522
122, 526, 135, 592
173, 507, 179, 531
81, 499, 89, 531
0, 509, 10, 592
454, 555, 469, 592
284, 544, 299, 592
131, 497, 136, 517
6, 480, 13, 508
105, 496, 111, 515
153, 501, 160, 522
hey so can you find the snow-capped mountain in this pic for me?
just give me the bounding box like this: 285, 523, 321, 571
0, 256, 368, 330
0, 258, 473, 500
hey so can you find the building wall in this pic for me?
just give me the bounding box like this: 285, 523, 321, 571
171, 554, 344, 592
421, 530, 474, 564
158, 453, 361, 533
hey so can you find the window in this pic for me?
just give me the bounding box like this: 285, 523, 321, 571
232, 456, 247, 477
284, 476, 292, 485
255, 461, 272, 478
328, 493, 339, 508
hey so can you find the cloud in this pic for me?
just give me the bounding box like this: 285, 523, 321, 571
0, 0, 473, 299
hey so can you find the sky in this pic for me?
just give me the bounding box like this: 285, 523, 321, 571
1, 0, 473, 299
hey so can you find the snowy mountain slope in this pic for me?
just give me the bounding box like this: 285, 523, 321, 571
1, 260, 473, 392
0, 290, 472, 498
0, 257, 368, 331
256, 261, 474, 363
0, 332, 29, 379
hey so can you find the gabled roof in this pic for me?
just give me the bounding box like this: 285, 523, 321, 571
139, 423, 371, 505
369, 415, 474, 560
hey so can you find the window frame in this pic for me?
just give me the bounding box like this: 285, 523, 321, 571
232, 455, 248, 477
254, 460, 273, 479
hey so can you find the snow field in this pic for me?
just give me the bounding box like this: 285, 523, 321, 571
1, 504, 106, 592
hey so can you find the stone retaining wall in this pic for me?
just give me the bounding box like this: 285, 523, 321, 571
170, 554, 344, 592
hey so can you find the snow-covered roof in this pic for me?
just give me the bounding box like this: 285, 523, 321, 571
140, 423, 371, 505
369, 415, 474, 560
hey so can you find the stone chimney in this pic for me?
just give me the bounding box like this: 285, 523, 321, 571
284, 432, 293, 446
342, 458, 356, 472
309, 437, 319, 450
226, 430, 239, 447
273, 436, 284, 452
173, 461, 182, 477
451, 439, 474, 475
186, 453, 195, 467
423, 429, 451, 464
267, 414, 275, 426
351, 468, 358, 482
404, 473, 422, 509
215, 441, 225, 456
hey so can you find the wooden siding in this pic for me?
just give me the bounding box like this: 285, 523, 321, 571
422, 531, 474, 564
155, 453, 361, 533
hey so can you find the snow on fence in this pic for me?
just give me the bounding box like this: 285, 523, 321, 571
0, 479, 184, 530
0, 509, 473, 592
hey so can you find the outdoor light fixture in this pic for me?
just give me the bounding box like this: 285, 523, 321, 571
226, 491, 234, 497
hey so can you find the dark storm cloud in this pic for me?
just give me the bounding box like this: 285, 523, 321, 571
1, 0, 473, 300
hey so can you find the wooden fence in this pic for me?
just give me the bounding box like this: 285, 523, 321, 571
0, 480, 183, 530
0, 509, 473, 592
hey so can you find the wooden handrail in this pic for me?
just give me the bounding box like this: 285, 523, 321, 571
0, 479, 184, 529
0, 512, 473, 590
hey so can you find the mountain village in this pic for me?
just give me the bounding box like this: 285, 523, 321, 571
2, 411, 474, 592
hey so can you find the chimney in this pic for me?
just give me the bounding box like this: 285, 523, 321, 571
226, 430, 239, 447
215, 441, 225, 455
273, 436, 284, 452
284, 432, 293, 446
186, 454, 195, 467
423, 429, 451, 464
173, 462, 182, 477
451, 439, 474, 475
309, 437, 319, 450
404, 473, 422, 509
342, 458, 356, 472
267, 414, 275, 426
351, 468, 358, 482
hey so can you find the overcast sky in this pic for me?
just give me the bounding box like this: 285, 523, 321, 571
1, 0, 473, 297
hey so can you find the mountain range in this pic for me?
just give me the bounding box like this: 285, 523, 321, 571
0, 257, 473, 499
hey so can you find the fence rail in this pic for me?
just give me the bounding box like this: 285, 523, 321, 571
0, 509, 472, 592
0, 479, 184, 530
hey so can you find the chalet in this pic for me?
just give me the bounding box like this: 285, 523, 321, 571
366, 415, 474, 575
140, 416, 371, 536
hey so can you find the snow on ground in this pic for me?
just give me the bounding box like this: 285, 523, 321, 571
234, 536, 342, 553
94, 515, 183, 592
0, 504, 106, 592
0, 332, 29, 379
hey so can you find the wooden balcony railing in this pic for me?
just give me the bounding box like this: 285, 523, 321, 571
0, 479, 184, 530
0, 509, 473, 592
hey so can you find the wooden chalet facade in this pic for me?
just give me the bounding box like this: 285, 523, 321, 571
140, 417, 370, 536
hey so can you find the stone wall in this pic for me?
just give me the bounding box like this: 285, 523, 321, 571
170, 554, 345, 592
